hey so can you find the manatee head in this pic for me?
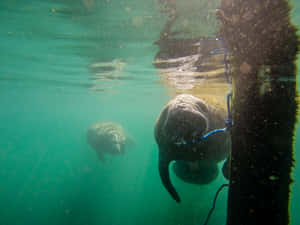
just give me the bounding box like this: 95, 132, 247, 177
154, 94, 230, 202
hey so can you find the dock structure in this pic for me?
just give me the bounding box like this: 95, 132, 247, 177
217, 1, 299, 224
155, 0, 299, 224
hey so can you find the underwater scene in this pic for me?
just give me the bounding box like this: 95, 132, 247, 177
0, 0, 299, 225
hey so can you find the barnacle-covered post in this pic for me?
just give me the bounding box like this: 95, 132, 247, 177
217, 0, 299, 225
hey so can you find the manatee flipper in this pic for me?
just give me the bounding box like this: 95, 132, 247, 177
222, 157, 230, 180
96, 151, 106, 163
159, 153, 181, 203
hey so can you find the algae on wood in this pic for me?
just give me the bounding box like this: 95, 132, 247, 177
217, 0, 299, 224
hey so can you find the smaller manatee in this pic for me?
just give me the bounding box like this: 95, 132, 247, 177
86, 121, 135, 162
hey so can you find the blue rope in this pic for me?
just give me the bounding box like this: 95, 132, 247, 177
201, 128, 227, 139
200, 92, 233, 139
175, 92, 233, 146
202, 92, 233, 140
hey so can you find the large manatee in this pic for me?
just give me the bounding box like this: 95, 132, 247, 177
87, 122, 135, 162
154, 94, 230, 202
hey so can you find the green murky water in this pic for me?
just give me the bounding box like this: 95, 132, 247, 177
0, 0, 299, 225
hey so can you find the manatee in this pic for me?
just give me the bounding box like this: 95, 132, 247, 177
154, 94, 230, 202
86, 122, 135, 162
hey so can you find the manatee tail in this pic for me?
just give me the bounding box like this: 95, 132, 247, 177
159, 153, 181, 203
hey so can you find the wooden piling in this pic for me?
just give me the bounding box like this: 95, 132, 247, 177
217, 1, 299, 224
